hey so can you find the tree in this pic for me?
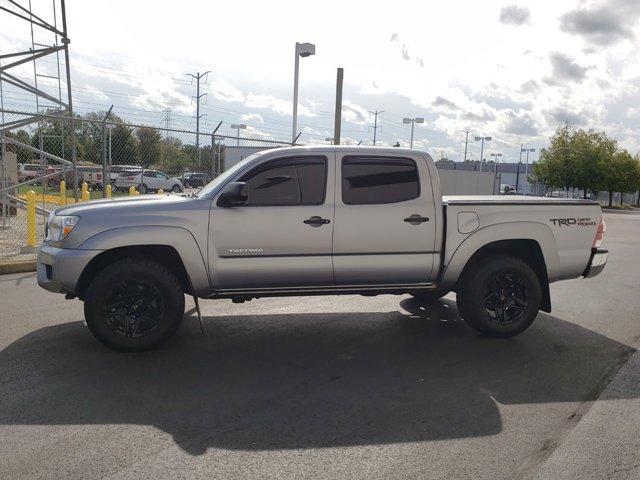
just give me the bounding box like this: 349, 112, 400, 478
29, 111, 86, 163
633, 157, 640, 205
4, 129, 34, 162
571, 129, 614, 199
159, 137, 191, 174
600, 150, 636, 206
77, 111, 125, 164
137, 127, 162, 168
532, 123, 575, 192
110, 123, 138, 165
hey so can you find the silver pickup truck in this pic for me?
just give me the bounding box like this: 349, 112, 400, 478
37, 146, 608, 351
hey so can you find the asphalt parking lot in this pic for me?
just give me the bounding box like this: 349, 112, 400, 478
1, 211, 639, 480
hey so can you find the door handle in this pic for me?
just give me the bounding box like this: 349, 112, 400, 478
404, 214, 430, 224
303, 216, 331, 226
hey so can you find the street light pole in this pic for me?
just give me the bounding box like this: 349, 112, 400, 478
521, 147, 536, 195
490, 152, 502, 173
231, 124, 247, 147
402, 117, 424, 149
292, 42, 316, 144
474, 136, 492, 173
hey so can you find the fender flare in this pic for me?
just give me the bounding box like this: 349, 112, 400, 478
439, 221, 560, 290
78, 225, 211, 297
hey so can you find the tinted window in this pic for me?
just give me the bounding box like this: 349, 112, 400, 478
342, 156, 420, 205
239, 156, 327, 206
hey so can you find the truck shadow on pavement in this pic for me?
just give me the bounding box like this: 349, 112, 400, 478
0, 297, 635, 456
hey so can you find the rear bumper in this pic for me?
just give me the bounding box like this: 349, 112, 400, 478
583, 248, 608, 278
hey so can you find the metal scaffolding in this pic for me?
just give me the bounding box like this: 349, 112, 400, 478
0, 0, 77, 199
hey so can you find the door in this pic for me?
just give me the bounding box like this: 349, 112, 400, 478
156, 171, 170, 190
209, 155, 334, 289
140, 170, 156, 189
333, 154, 438, 284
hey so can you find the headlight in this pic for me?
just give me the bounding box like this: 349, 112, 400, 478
46, 215, 79, 241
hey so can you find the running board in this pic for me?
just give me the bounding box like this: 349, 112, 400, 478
204, 282, 438, 300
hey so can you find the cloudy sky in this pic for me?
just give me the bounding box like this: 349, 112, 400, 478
1, 0, 640, 162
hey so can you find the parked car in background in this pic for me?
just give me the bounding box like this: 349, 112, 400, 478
115, 169, 183, 193
109, 165, 140, 185
37, 165, 61, 186
501, 184, 517, 195
181, 172, 211, 188
77, 165, 104, 189
18, 163, 42, 183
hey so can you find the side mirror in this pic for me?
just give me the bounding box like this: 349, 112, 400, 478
217, 181, 248, 207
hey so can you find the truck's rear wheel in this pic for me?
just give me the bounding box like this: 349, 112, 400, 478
457, 256, 541, 338
84, 258, 184, 351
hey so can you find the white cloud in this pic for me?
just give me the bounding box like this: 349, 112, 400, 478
3, 0, 638, 160
241, 113, 264, 123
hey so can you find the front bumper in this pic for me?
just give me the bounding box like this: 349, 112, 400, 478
37, 244, 101, 295
583, 248, 608, 278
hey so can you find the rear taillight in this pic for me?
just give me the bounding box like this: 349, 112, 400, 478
593, 215, 606, 248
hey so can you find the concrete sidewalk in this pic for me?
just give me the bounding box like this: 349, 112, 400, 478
533, 349, 640, 480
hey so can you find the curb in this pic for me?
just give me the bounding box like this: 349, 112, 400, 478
0, 260, 37, 275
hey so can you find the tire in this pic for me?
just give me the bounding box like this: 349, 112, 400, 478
84, 257, 185, 351
171, 184, 182, 193
138, 183, 148, 194
457, 256, 541, 338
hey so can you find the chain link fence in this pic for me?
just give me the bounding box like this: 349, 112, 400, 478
0, 109, 294, 262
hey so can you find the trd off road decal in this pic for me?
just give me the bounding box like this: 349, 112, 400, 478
550, 218, 596, 227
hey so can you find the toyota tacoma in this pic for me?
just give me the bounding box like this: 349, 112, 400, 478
37, 146, 608, 351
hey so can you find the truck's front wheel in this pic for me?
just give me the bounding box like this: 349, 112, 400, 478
84, 258, 185, 351
457, 256, 541, 338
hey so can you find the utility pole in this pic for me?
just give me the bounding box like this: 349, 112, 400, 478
333, 67, 343, 145
462, 129, 473, 162
163, 108, 172, 138
369, 110, 383, 146
187, 71, 210, 170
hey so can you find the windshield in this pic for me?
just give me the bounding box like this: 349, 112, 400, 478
195, 153, 262, 198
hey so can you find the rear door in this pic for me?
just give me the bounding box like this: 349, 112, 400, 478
209, 154, 334, 289
156, 171, 170, 190
333, 153, 438, 284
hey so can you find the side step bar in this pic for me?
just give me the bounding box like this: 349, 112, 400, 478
205, 282, 438, 301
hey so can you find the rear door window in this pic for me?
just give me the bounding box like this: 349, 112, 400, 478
341, 156, 420, 205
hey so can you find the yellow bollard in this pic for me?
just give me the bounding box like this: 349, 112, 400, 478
157, 189, 164, 195
105, 184, 112, 198
81, 182, 89, 202
26, 190, 36, 247
59, 180, 66, 206
129, 186, 137, 196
